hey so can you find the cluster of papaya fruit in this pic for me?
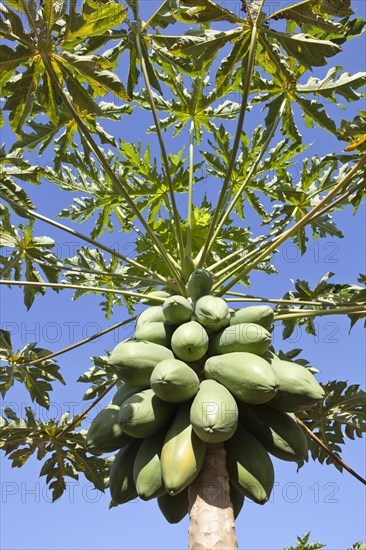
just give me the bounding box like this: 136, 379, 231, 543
86, 269, 325, 523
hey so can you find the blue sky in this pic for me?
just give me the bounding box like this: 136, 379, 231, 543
1, 1, 366, 549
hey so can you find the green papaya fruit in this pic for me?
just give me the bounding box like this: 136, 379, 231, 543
150, 359, 200, 403
133, 428, 167, 501
134, 321, 173, 347
204, 352, 279, 404
109, 440, 141, 507
163, 295, 193, 325
86, 405, 132, 454
171, 321, 209, 362
136, 306, 165, 328
111, 383, 148, 406
194, 295, 230, 333
161, 402, 206, 495
225, 422, 274, 504
266, 357, 325, 411
141, 291, 172, 305
187, 269, 213, 302
108, 340, 174, 385
209, 323, 271, 356
239, 403, 308, 463
230, 306, 274, 330
118, 388, 176, 438
190, 380, 238, 443
157, 488, 189, 524
230, 482, 245, 519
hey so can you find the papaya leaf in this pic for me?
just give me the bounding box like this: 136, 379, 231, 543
61, 247, 137, 318
172, 0, 242, 25
0, 330, 65, 407
55, 52, 130, 101
265, 30, 341, 69
0, 217, 61, 307
338, 113, 366, 146
284, 531, 325, 550
298, 381, 366, 470
0, 408, 109, 501
61, 3, 128, 50
297, 67, 366, 103
78, 355, 118, 401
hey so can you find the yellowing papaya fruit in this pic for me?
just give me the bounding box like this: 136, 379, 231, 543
187, 269, 213, 302
133, 428, 167, 501
163, 295, 193, 325
118, 388, 176, 438
111, 383, 148, 406
108, 340, 174, 385
230, 306, 274, 330
204, 352, 279, 404
109, 440, 141, 508
134, 321, 173, 347
150, 359, 200, 403
225, 422, 274, 504
171, 321, 209, 362
194, 295, 230, 333
161, 402, 206, 495
190, 380, 238, 443
266, 357, 325, 411
136, 306, 165, 328
157, 488, 189, 524
239, 403, 308, 463
86, 404, 132, 454
209, 322, 271, 356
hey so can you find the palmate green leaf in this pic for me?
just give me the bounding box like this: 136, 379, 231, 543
338, 113, 366, 146
0, 408, 109, 501
0, 147, 44, 184
297, 67, 366, 103
278, 273, 366, 337
1, 0, 132, 134
313, 0, 353, 18
298, 380, 366, 471
172, 0, 242, 25
3, 61, 43, 135
0, 181, 35, 219
263, 155, 349, 252
215, 32, 251, 92
61, 3, 128, 50
55, 52, 130, 101
138, 55, 244, 142
295, 96, 337, 134
119, 141, 204, 223
0, 3, 34, 45
284, 531, 325, 550
0, 330, 65, 407
265, 30, 341, 70
202, 123, 309, 222
268, 1, 348, 34
150, 28, 242, 75
78, 355, 118, 401
62, 247, 141, 318
48, 150, 133, 237
0, 217, 61, 308
0, 44, 32, 73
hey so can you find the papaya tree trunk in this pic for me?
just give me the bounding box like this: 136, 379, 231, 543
188, 443, 238, 550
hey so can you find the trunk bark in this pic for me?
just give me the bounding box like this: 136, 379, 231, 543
188, 443, 238, 550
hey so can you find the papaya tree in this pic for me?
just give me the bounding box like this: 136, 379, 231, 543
0, 0, 365, 548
